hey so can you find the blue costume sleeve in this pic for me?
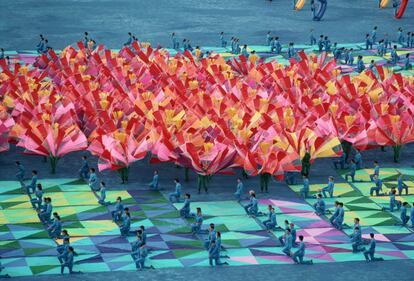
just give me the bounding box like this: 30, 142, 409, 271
370, 239, 376, 250
271, 213, 277, 224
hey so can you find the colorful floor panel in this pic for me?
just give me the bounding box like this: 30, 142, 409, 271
1, 176, 414, 277
289, 182, 361, 197
339, 167, 414, 183
285, 166, 414, 266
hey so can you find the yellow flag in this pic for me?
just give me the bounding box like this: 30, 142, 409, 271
368, 88, 383, 103
326, 81, 337, 95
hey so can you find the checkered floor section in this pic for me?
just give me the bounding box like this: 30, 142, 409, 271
285, 166, 414, 265
1, 174, 414, 277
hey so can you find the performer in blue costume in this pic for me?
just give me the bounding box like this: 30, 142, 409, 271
309, 28, 316, 45
357, 56, 365, 73
149, 170, 159, 190
372, 26, 378, 44
404, 54, 412, 70
391, 45, 400, 65
219, 32, 227, 47
124, 32, 133, 47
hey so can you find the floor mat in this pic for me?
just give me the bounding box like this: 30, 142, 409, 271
2, 177, 414, 277
288, 183, 361, 197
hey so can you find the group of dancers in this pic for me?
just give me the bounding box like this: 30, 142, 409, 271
8, 148, 414, 274
15, 161, 79, 274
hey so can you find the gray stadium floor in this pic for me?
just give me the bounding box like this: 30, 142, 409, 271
0, 0, 413, 50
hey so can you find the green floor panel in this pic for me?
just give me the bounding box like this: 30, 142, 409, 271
65, 178, 87, 184
289, 183, 360, 197
337, 43, 363, 48
20, 231, 50, 240
0, 208, 40, 224
23, 247, 51, 256
370, 195, 414, 208
58, 184, 92, 192
221, 239, 242, 247
226, 248, 254, 256
347, 225, 412, 234
329, 252, 366, 262
0, 181, 25, 194
41, 186, 62, 192
0, 240, 20, 249
63, 236, 94, 245
174, 201, 245, 216
51, 205, 108, 220
31, 265, 60, 275
173, 249, 206, 259
1, 266, 33, 277
105, 191, 136, 204
221, 231, 264, 240
25, 256, 61, 266
0, 179, 91, 194
351, 182, 381, 196
34, 191, 99, 207
143, 196, 169, 204
112, 264, 137, 271
172, 240, 204, 248
168, 226, 192, 233
291, 44, 314, 50
202, 216, 262, 232
348, 168, 400, 182
148, 259, 184, 268
382, 181, 414, 193
401, 250, 414, 258
248, 45, 273, 52
394, 168, 414, 177
0, 200, 32, 209
306, 196, 381, 212
0, 193, 31, 203
254, 257, 291, 265
151, 211, 180, 219
62, 220, 124, 236
130, 210, 146, 217
258, 199, 315, 214
374, 252, 409, 260
343, 210, 398, 226
187, 259, 213, 267
140, 204, 164, 211
150, 218, 180, 226
370, 195, 414, 203
35, 178, 83, 190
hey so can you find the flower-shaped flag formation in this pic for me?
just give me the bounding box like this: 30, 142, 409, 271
12, 97, 87, 173
1, 41, 414, 181
0, 105, 15, 152
88, 116, 149, 183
